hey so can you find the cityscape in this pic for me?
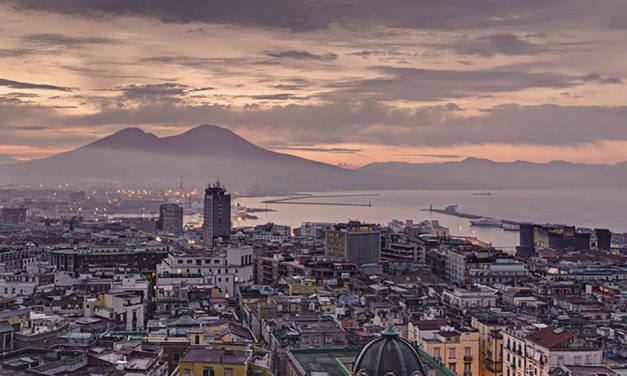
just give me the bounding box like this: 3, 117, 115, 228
2, 1, 627, 376
0, 183, 626, 376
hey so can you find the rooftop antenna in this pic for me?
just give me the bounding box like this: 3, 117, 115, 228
179, 176, 184, 191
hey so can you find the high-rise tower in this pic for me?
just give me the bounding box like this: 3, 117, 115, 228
203, 182, 231, 247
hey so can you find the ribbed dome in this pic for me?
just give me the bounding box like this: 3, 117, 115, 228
353, 327, 427, 376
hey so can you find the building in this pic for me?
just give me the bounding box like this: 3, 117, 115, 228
176, 348, 250, 376
446, 249, 529, 286
0, 207, 27, 224
252, 223, 291, 242
203, 182, 231, 247
442, 287, 498, 310
419, 325, 480, 376
353, 327, 428, 375
517, 224, 611, 257
157, 246, 255, 296
325, 222, 381, 266
284, 327, 461, 376
256, 256, 358, 285
49, 245, 169, 273
95, 291, 145, 330
382, 241, 426, 263
502, 325, 603, 376
0, 307, 30, 351
158, 203, 183, 234
298, 222, 335, 239
471, 316, 504, 376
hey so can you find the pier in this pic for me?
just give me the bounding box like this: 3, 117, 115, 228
262, 193, 378, 207
422, 205, 522, 226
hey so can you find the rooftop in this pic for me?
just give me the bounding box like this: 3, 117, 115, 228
180, 348, 250, 365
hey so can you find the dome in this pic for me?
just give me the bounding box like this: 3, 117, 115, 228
353, 327, 427, 376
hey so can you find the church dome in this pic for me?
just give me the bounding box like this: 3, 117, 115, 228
353, 327, 427, 376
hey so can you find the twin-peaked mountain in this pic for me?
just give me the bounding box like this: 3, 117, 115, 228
0, 125, 405, 191
1, 124, 626, 190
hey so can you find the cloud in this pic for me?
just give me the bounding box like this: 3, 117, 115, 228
186, 27, 204, 34
22, 33, 117, 47
326, 65, 588, 101
264, 49, 338, 61
4, 97, 627, 153
10, 125, 51, 131
581, 73, 623, 84
270, 146, 363, 154
393, 153, 464, 159
0, 77, 74, 91
10, 0, 615, 32
114, 83, 189, 103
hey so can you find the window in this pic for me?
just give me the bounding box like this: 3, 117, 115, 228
449, 348, 456, 359
464, 363, 471, 373
195, 335, 200, 344
464, 347, 471, 356
224, 368, 233, 376
434, 348, 441, 360
184, 368, 191, 376
203, 368, 215, 376
449, 363, 456, 373
173, 352, 180, 364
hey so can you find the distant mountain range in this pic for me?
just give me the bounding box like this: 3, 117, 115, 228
1, 125, 627, 191
360, 158, 627, 190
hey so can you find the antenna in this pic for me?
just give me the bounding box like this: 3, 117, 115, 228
179, 176, 184, 191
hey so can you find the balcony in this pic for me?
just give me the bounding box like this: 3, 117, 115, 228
485, 360, 503, 372
464, 355, 473, 362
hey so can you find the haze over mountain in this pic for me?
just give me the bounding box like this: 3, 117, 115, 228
360, 158, 627, 190
0, 125, 414, 191
2, 124, 627, 191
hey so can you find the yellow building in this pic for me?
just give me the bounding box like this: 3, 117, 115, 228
0, 307, 30, 351
178, 348, 249, 376
285, 277, 317, 296
177, 348, 272, 376
420, 327, 480, 376
471, 317, 503, 376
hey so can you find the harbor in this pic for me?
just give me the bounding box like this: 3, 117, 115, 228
422, 204, 522, 231
261, 193, 379, 207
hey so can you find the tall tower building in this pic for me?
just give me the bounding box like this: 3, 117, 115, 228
158, 203, 183, 234
203, 182, 231, 247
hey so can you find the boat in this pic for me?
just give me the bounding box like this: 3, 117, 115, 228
472, 192, 492, 196
470, 218, 502, 227
502, 223, 520, 231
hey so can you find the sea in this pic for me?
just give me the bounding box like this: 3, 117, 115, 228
211, 189, 627, 250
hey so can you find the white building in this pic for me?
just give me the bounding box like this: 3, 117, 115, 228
442, 286, 498, 309
157, 246, 254, 297
502, 324, 603, 376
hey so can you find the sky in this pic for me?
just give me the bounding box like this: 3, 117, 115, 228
1, 1, 627, 168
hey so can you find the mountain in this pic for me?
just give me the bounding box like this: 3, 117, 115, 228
0, 125, 417, 191
3, 125, 627, 191
359, 158, 627, 189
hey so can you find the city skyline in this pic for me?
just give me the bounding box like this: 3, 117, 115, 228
2, 1, 627, 167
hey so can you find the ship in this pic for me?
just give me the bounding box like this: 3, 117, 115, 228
502, 223, 520, 231
469, 218, 502, 227
472, 192, 492, 196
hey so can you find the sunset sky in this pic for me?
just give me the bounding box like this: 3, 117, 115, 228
2, 1, 627, 167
